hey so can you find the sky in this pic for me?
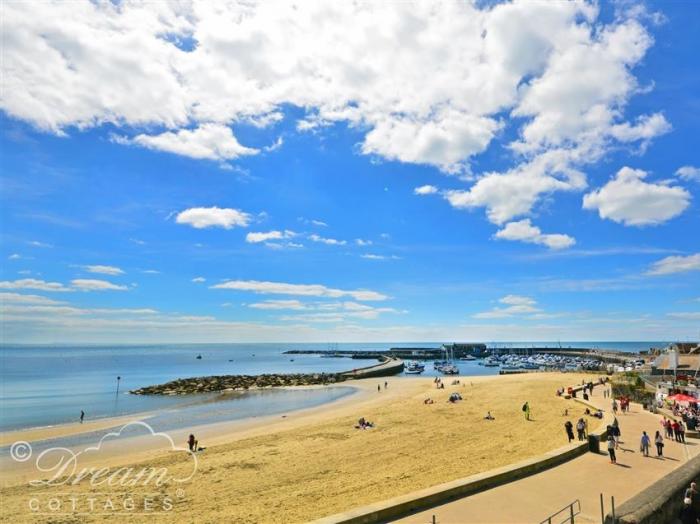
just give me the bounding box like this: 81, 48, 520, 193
0, 0, 699, 344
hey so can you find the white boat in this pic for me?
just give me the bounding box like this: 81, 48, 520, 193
441, 364, 460, 375
483, 358, 500, 367
405, 361, 425, 374
459, 355, 477, 361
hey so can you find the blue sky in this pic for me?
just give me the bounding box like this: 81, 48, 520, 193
1, 0, 698, 343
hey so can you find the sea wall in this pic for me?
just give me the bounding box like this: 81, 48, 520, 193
604, 453, 700, 524
130, 357, 404, 395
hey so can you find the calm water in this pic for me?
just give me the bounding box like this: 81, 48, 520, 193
0, 341, 663, 431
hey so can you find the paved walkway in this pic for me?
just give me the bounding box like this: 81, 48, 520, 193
396, 383, 699, 523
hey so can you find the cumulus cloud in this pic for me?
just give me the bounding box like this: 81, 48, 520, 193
676, 166, 700, 182
118, 124, 258, 161
414, 185, 438, 195
211, 280, 388, 301
583, 167, 690, 226
192, 277, 206, 283
83, 265, 124, 276
0, 1, 674, 245
473, 295, 542, 319
175, 207, 251, 229
71, 279, 128, 291
0, 278, 72, 292
245, 230, 296, 243
0, 1, 666, 175
646, 253, 700, 276
494, 219, 575, 250
355, 239, 373, 246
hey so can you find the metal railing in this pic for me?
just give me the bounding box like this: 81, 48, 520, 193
540, 499, 581, 524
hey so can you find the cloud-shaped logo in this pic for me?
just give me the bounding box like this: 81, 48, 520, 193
19, 421, 198, 487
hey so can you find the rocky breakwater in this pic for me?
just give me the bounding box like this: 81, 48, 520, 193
130, 373, 348, 395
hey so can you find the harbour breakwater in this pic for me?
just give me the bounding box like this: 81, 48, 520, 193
130, 357, 404, 395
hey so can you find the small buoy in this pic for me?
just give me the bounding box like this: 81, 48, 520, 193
228, 359, 234, 362
196, 355, 202, 360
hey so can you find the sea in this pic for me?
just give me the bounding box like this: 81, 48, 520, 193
0, 341, 663, 432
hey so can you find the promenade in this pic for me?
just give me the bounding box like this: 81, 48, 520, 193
397, 382, 699, 523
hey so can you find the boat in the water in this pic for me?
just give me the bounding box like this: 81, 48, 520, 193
459, 355, 477, 361
482, 357, 500, 367
405, 361, 426, 374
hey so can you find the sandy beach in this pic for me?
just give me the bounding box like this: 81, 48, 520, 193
0, 372, 603, 523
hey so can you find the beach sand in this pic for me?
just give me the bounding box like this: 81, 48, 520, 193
0, 372, 602, 523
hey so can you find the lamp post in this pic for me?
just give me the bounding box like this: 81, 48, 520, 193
116, 376, 121, 396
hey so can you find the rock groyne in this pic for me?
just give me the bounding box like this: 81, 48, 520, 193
130, 357, 404, 395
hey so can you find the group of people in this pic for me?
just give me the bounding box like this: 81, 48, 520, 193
639, 430, 666, 457
564, 418, 589, 442
612, 397, 631, 414
662, 416, 687, 443
670, 401, 699, 431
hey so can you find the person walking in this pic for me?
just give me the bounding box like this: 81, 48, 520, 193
607, 435, 617, 464
80, 410, 85, 424
655, 430, 664, 457
523, 402, 531, 421
679, 420, 686, 443
378, 384, 381, 393
576, 418, 586, 441
384, 381, 388, 390
673, 420, 681, 442
612, 399, 618, 415
565, 420, 575, 442
640, 431, 651, 457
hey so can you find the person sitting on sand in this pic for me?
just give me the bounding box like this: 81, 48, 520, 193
484, 411, 494, 420
562, 408, 569, 416
356, 417, 374, 429
187, 434, 196, 452
448, 392, 462, 403
424, 398, 434, 404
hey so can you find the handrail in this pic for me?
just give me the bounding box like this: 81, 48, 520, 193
540, 499, 581, 524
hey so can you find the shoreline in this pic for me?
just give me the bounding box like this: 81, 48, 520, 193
0, 382, 363, 448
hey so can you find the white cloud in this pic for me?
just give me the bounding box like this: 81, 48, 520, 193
175, 207, 251, 229
8, 254, 22, 260
27, 240, 53, 248
1, 1, 674, 246
308, 234, 346, 246
473, 295, 542, 319
245, 230, 296, 243
414, 185, 438, 195
248, 300, 307, 310
192, 277, 206, 283
0, 278, 72, 292
84, 265, 124, 276
583, 167, 690, 226
71, 279, 128, 291
609, 113, 671, 143
676, 166, 700, 182
211, 280, 388, 301
263, 136, 283, 153
117, 124, 258, 161
667, 312, 700, 320
0, 292, 64, 305
355, 239, 373, 247
495, 219, 575, 250
646, 253, 700, 276
0, 1, 664, 177
361, 254, 401, 260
